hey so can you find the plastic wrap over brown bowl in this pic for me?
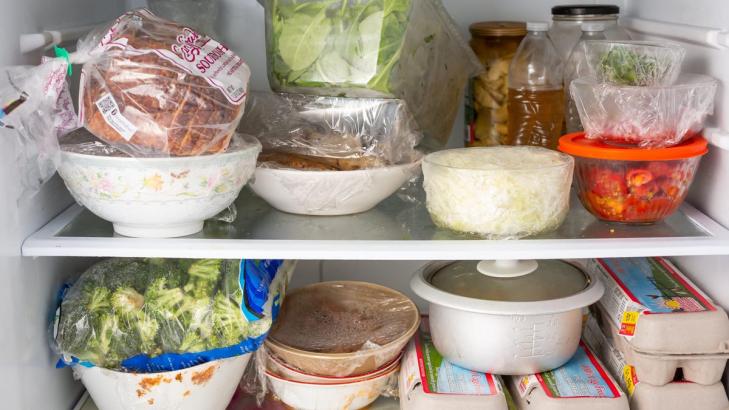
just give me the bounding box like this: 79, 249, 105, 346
266, 281, 419, 377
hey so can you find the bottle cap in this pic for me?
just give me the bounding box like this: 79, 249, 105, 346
581, 22, 606, 32
527, 21, 549, 31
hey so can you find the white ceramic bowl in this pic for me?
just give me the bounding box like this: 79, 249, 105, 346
249, 160, 421, 216
74, 354, 251, 410
410, 261, 604, 375
266, 349, 402, 384
57, 136, 261, 238
266, 362, 399, 410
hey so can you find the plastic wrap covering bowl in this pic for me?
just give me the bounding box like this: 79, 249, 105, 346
238, 92, 422, 168
580, 40, 685, 86
265, 361, 399, 410
75, 354, 250, 410
262, 0, 482, 148
266, 281, 419, 377
571, 74, 717, 147
79, 9, 251, 157
559, 133, 707, 224
249, 159, 421, 216
57, 133, 261, 237
422, 147, 573, 239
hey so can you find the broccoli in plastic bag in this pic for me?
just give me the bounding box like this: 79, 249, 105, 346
54, 258, 295, 372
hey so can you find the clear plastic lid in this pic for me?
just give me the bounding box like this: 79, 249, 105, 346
428, 260, 589, 302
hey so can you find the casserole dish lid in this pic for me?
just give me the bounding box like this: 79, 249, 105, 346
429, 260, 588, 302
412, 260, 605, 315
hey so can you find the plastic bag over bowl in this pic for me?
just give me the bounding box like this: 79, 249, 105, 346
579, 40, 685, 86
262, 0, 482, 148
571, 74, 717, 147
238, 91, 422, 170
54, 258, 296, 372
77, 9, 251, 157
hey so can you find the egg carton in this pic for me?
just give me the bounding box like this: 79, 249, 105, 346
592, 305, 728, 385
587, 258, 729, 356
398, 318, 509, 410
583, 315, 729, 410
507, 342, 629, 410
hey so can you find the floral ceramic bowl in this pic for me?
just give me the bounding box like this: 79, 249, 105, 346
58, 135, 261, 238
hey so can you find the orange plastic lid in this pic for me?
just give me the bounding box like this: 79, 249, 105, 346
558, 133, 708, 161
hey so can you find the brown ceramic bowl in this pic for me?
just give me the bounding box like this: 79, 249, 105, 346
266, 281, 419, 377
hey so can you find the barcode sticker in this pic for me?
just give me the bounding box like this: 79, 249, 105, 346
95, 93, 137, 141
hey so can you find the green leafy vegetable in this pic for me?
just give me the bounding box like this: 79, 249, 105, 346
268, 0, 411, 94
598, 47, 659, 86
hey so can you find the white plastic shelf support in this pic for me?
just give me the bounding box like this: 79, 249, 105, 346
623, 18, 729, 49
21, 189, 729, 261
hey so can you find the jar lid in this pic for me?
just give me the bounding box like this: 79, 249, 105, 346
559, 133, 708, 161
411, 260, 605, 315
552, 5, 620, 16
469, 21, 527, 37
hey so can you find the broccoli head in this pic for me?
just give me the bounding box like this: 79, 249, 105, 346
110, 287, 144, 316
184, 259, 222, 299
210, 294, 247, 348
144, 277, 184, 318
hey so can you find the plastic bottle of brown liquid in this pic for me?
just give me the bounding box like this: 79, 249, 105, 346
507, 22, 564, 149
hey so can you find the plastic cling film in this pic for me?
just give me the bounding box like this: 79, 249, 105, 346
263, 0, 482, 149
0, 58, 79, 199
422, 147, 573, 239
580, 40, 686, 87
571, 74, 717, 147
238, 92, 422, 170
54, 258, 295, 372
77, 9, 251, 157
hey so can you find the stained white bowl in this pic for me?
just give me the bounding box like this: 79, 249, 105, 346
57, 136, 261, 238
266, 362, 399, 410
249, 160, 421, 216
74, 354, 251, 410
266, 349, 402, 384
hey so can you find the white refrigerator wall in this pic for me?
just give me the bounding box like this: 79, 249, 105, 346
1, 0, 727, 408
0, 1, 126, 409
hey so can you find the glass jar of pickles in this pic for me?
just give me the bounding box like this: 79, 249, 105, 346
466, 22, 526, 147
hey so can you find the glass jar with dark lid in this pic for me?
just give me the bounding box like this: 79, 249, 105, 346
549, 4, 630, 61
466, 22, 526, 147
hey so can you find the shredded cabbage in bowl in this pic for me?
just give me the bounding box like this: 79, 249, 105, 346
422, 147, 574, 239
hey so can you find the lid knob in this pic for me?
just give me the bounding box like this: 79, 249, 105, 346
476, 260, 539, 278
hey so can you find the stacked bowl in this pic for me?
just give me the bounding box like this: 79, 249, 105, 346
262, 281, 419, 410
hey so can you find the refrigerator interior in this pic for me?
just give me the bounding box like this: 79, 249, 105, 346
1, 0, 728, 408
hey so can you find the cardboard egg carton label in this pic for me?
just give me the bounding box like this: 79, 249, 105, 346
399, 317, 511, 410
516, 342, 621, 399
589, 257, 714, 337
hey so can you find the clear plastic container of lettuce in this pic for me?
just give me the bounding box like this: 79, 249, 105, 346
580, 40, 685, 86
262, 0, 482, 148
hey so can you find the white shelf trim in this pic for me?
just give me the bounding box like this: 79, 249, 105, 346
623, 17, 729, 49
22, 202, 729, 260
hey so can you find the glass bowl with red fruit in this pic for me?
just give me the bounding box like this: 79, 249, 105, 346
559, 133, 707, 224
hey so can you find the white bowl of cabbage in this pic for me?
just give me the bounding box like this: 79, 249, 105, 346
422, 147, 574, 239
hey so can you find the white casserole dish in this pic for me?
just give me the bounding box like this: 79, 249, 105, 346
411, 260, 604, 375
